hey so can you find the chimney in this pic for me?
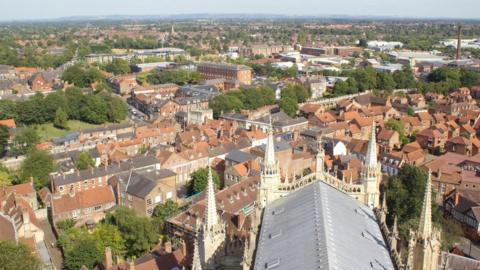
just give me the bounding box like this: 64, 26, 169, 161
454, 191, 461, 206
180, 239, 187, 256
164, 241, 172, 253
456, 25, 462, 60
237, 213, 246, 229
127, 259, 135, 270
104, 247, 113, 270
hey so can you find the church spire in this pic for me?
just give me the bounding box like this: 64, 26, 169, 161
365, 121, 377, 168
192, 235, 202, 270
264, 116, 276, 167
392, 216, 398, 237
204, 165, 218, 229
418, 170, 433, 237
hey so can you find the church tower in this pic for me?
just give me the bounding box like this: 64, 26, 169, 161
361, 122, 381, 208
406, 171, 441, 270
198, 166, 226, 269
258, 119, 282, 208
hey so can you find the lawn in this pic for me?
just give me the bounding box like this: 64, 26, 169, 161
33, 120, 102, 141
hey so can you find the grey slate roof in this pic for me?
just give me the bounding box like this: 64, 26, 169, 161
125, 173, 157, 199
122, 168, 176, 199
225, 149, 257, 164
254, 182, 394, 270
51, 155, 159, 187
257, 140, 291, 153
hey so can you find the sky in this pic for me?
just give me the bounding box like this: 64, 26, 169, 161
1, 0, 480, 21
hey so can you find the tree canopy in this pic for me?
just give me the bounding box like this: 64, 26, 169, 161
152, 200, 181, 234
58, 224, 125, 270
10, 127, 40, 156
209, 86, 276, 117
0, 125, 9, 157
146, 69, 201, 85
0, 240, 41, 270
106, 207, 158, 257
188, 167, 221, 195
19, 149, 56, 189
104, 58, 131, 75
76, 152, 95, 170
0, 87, 127, 128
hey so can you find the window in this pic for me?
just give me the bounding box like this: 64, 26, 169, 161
147, 199, 152, 205
154, 195, 161, 203
166, 192, 173, 199
98, 177, 102, 185
59, 186, 64, 192
94, 205, 102, 211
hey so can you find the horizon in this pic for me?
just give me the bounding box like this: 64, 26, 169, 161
2, 0, 480, 22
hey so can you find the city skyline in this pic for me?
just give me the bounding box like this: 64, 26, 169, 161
2, 0, 480, 21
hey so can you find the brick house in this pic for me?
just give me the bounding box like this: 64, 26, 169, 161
109, 169, 177, 216
50, 185, 116, 225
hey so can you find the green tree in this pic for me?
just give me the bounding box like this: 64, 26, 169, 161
106, 207, 157, 257
92, 223, 126, 256
358, 38, 368, 48
80, 95, 108, 124
407, 107, 415, 116
189, 167, 221, 195
106, 95, 128, 123
64, 236, 102, 270
209, 94, 244, 117
152, 200, 180, 234
105, 58, 131, 75
427, 67, 460, 83
385, 119, 409, 145
56, 219, 76, 232
76, 151, 95, 170
19, 150, 56, 189
279, 97, 298, 117
10, 127, 40, 156
460, 68, 480, 87
53, 107, 69, 130
353, 67, 377, 91
332, 80, 349, 96
392, 67, 416, 89
0, 240, 41, 270
376, 72, 396, 90
147, 69, 201, 85
65, 87, 85, 120
63, 64, 105, 88
0, 125, 9, 156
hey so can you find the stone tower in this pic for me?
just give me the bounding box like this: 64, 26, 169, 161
361, 122, 381, 208
198, 166, 226, 269
406, 171, 441, 270
258, 119, 282, 208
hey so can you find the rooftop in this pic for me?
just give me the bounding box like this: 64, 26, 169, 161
254, 181, 394, 270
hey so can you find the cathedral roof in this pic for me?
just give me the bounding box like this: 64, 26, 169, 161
253, 181, 394, 270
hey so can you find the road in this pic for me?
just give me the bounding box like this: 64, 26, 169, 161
127, 103, 148, 124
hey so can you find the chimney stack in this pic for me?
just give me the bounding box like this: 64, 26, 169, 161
454, 191, 461, 206
104, 247, 113, 270
164, 241, 172, 253
127, 259, 135, 270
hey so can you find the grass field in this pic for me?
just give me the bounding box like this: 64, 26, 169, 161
33, 120, 102, 141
